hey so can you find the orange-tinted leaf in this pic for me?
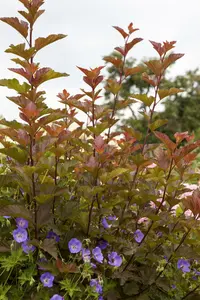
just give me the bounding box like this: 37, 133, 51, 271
21, 102, 40, 118
163, 53, 184, 69
19, 0, 44, 10
124, 66, 144, 77
0, 17, 28, 38
18, 9, 45, 25
94, 135, 105, 154
174, 131, 194, 144
114, 46, 125, 56
142, 72, 156, 87
163, 41, 176, 52
104, 56, 123, 68
149, 41, 164, 56
128, 22, 139, 34
113, 26, 128, 39
125, 38, 143, 55
173, 141, 200, 163
32, 68, 69, 87
35, 34, 67, 52
154, 131, 176, 151
145, 60, 163, 76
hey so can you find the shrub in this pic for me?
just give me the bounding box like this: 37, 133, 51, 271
0, 1, 200, 299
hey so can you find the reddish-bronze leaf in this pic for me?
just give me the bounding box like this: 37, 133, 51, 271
94, 135, 105, 154
173, 141, 200, 163
149, 41, 164, 56
174, 131, 194, 144
145, 60, 163, 76
114, 46, 125, 56
113, 26, 128, 39
128, 22, 139, 34
163, 41, 176, 52
21, 102, 40, 118
0, 17, 28, 39
56, 258, 78, 273
18, 9, 45, 26
125, 38, 143, 55
154, 131, 176, 151
163, 53, 184, 69
124, 66, 144, 77
142, 72, 157, 87
103, 56, 123, 68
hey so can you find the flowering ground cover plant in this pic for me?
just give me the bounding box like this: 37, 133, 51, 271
0, 0, 200, 299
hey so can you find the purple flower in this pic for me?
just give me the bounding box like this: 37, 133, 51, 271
40, 272, 54, 288
21, 241, 35, 254
38, 257, 48, 270
13, 228, 28, 243
177, 259, 191, 273
90, 279, 103, 294
91, 262, 97, 269
47, 230, 60, 242
50, 295, 64, 300
108, 252, 122, 267
134, 229, 144, 243
82, 248, 91, 263
97, 239, 108, 250
102, 215, 116, 229
92, 247, 103, 263
99, 297, 104, 300
171, 284, 176, 289
68, 238, 82, 253
3, 216, 11, 219
102, 218, 110, 229
107, 215, 117, 221
16, 218, 28, 229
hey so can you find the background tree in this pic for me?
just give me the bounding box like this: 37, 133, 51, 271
104, 53, 200, 142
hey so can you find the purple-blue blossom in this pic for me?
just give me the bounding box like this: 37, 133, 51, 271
90, 279, 103, 294
13, 228, 28, 243
82, 248, 91, 263
40, 272, 54, 288
92, 247, 103, 263
68, 238, 82, 253
47, 230, 60, 242
134, 229, 144, 243
98, 297, 104, 300
102, 215, 116, 229
21, 241, 35, 254
50, 295, 64, 300
3, 216, 11, 219
177, 259, 191, 273
108, 252, 122, 267
16, 218, 28, 229
97, 239, 108, 250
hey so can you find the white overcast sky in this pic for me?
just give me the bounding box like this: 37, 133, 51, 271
0, 0, 200, 120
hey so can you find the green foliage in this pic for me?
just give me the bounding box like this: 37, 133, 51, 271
0, 1, 199, 300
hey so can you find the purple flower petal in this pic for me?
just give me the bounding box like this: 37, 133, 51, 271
97, 239, 108, 250
177, 259, 191, 273
47, 230, 60, 242
68, 238, 82, 254
21, 241, 35, 254
134, 229, 144, 243
82, 248, 91, 263
50, 295, 64, 300
13, 228, 28, 243
108, 252, 122, 267
90, 279, 103, 294
16, 218, 28, 229
40, 272, 54, 288
92, 247, 103, 263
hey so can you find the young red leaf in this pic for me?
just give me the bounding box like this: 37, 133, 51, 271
103, 56, 123, 68
149, 41, 164, 56
128, 22, 139, 34
145, 60, 163, 76
124, 66, 144, 77
154, 131, 176, 151
163, 53, 184, 69
125, 38, 143, 55
18, 9, 45, 26
113, 26, 128, 39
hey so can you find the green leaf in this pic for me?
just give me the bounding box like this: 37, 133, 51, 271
136, 295, 150, 300
0, 205, 32, 221
149, 119, 168, 131
0, 78, 30, 93
35, 34, 67, 52
100, 168, 129, 183
35, 194, 53, 204
40, 239, 58, 259
123, 282, 139, 296
130, 94, 155, 107
5, 43, 35, 60
33, 68, 69, 87
0, 147, 28, 164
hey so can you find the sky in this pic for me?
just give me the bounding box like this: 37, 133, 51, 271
0, 0, 200, 120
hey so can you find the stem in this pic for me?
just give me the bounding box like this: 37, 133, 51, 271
86, 196, 96, 236
182, 285, 200, 299
52, 148, 58, 224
